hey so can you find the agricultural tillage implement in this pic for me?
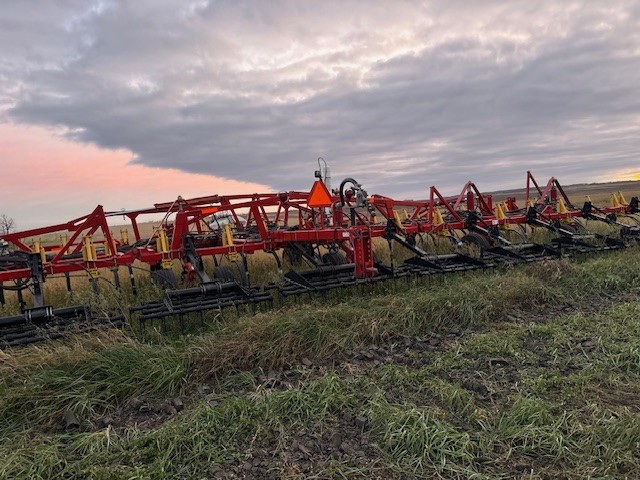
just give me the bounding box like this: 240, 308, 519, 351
1, 168, 639, 347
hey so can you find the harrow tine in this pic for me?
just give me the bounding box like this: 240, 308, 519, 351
112, 268, 121, 290
127, 265, 137, 295
90, 278, 100, 295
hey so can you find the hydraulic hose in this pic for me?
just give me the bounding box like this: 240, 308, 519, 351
339, 178, 360, 206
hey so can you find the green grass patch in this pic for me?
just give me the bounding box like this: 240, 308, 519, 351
367, 393, 474, 469
0, 342, 188, 436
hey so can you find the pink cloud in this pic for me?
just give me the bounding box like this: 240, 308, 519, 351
0, 123, 272, 228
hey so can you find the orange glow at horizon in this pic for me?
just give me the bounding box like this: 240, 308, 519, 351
0, 123, 272, 228
609, 170, 640, 182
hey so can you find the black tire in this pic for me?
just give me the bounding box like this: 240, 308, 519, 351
232, 260, 249, 286
503, 227, 528, 244
150, 265, 177, 289
461, 232, 491, 248
282, 246, 302, 268
213, 265, 235, 282
321, 251, 347, 265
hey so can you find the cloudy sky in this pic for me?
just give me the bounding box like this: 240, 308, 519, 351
2, 0, 640, 228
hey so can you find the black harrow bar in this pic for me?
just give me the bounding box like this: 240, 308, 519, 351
130, 281, 273, 324
482, 243, 562, 263
0, 305, 124, 348
277, 263, 395, 296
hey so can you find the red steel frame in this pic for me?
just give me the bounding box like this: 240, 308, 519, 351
1, 172, 638, 285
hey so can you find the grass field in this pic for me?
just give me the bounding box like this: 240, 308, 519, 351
1, 246, 640, 479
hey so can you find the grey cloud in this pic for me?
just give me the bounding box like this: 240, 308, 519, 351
3, 0, 640, 200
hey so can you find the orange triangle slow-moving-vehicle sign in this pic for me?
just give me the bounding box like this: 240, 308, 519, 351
308, 180, 333, 208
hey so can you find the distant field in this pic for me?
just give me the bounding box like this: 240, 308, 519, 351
489, 179, 640, 208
